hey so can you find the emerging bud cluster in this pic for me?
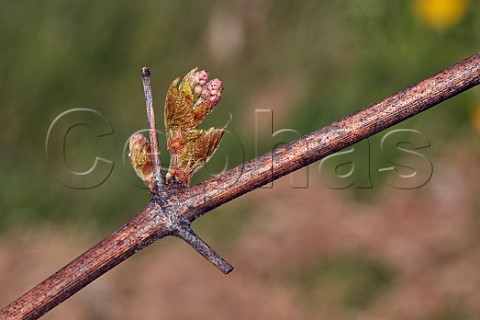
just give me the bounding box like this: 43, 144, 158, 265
164, 67, 228, 185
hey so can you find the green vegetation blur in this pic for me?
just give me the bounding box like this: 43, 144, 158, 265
0, 0, 479, 232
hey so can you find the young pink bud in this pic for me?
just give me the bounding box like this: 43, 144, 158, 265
178, 68, 211, 101
193, 70, 209, 87
200, 78, 223, 106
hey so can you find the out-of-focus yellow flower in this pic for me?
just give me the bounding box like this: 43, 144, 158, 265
414, 0, 469, 30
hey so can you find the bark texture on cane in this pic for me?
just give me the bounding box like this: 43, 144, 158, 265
179, 53, 480, 221
0, 201, 171, 320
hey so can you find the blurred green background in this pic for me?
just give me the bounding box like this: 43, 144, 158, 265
1, 1, 480, 319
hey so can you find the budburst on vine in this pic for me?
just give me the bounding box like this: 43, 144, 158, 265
164, 67, 229, 185
128, 133, 154, 188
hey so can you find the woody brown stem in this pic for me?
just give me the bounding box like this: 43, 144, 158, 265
0, 202, 172, 320
175, 226, 233, 274
1, 53, 479, 320
141, 67, 164, 191
177, 52, 480, 222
